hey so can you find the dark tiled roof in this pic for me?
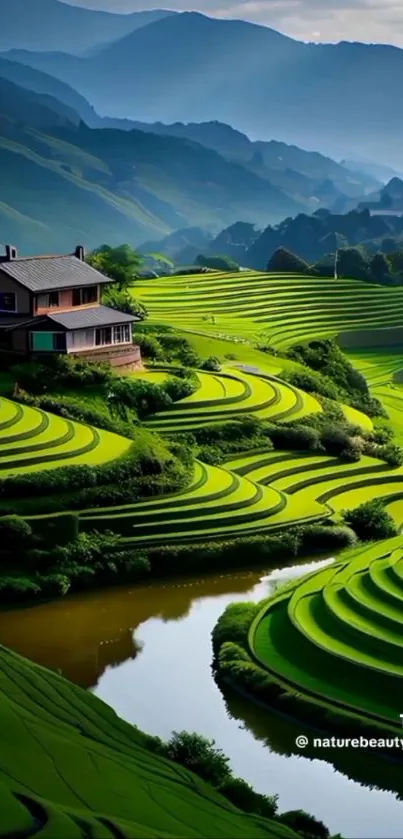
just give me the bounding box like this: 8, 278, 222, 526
0, 316, 33, 329
45, 305, 138, 330
0, 255, 111, 292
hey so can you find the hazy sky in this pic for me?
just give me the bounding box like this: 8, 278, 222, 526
64, 0, 403, 46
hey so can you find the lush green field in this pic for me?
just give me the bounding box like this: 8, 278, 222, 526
145, 366, 323, 432
0, 644, 298, 838
246, 537, 403, 727
133, 270, 403, 347
0, 396, 131, 476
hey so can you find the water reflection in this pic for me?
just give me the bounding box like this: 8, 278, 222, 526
221, 682, 403, 801
0, 569, 268, 686
0, 559, 403, 837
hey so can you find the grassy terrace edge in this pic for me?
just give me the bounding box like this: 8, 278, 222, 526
212, 536, 403, 744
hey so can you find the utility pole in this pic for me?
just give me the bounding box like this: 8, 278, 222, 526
334, 248, 339, 280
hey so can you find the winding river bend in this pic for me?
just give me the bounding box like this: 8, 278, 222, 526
1, 560, 403, 838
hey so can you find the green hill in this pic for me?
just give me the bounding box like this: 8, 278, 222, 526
0, 643, 298, 838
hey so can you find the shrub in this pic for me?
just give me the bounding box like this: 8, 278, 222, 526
163, 376, 195, 402
297, 525, 357, 551
0, 516, 33, 550
157, 333, 202, 367
29, 513, 79, 547
103, 285, 147, 318
278, 810, 330, 839
0, 575, 42, 602
160, 731, 232, 788
212, 603, 260, 655
0, 438, 174, 501
283, 370, 339, 401
12, 355, 112, 393
319, 425, 356, 458
135, 333, 164, 360
377, 442, 403, 467
343, 500, 397, 541
111, 377, 173, 417
218, 777, 278, 819
200, 356, 221, 372
266, 424, 322, 452
15, 391, 136, 438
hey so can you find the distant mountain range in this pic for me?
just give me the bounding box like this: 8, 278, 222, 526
6, 10, 403, 166
0, 0, 175, 53
1, 5, 400, 255
189, 207, 403, 271
0, 73, 315, 253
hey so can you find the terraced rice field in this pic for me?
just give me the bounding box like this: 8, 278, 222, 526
79, 459, 289, 543
0, 396, 131, 476
225, 449, 403, 528
0, 645, 297, 839
145, 366, 323, 432
78, 439, 403, 545
249, 536, 403, 728
75, 365, 385, 544
134, 270, 403, 347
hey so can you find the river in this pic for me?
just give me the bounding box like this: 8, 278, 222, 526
1, 558, 403, 838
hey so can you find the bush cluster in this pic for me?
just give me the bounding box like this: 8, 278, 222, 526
342, 499, 397, 541
0, 526, 151, 602
284, 339, 387, 419
0, 442, 193, 517
16, 390, 136, 438
0, 518, 357, 603
12, 355, 112, 393
0, 437, 173, 500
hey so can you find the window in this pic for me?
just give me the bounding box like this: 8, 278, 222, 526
36, 292, 59, 309
48, 292, 59, 307
95, 326, 112, 346
114, 324, 131, 343
72, 285, 98, 306
95, 324, 131, 346
30, 332, 66, 351
0, 292, 16, 312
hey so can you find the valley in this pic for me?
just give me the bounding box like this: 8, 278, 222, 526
1, 3, 403, 837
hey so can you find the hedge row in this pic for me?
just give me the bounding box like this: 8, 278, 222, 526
0, 520, 357, 603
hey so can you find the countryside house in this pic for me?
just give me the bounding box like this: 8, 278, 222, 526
0, 245, 142, 369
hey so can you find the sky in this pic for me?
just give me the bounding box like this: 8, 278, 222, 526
63, 0, 403, 46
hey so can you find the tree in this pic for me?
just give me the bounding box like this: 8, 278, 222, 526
387, 249, 403, 280
343, 499, 397, 541
267, 247, 310, 274
161, 731, 232, 788
369, 252, 391, 283
278, 810, 330, 839
336, 247, 370, 280
86, 244, 143, 290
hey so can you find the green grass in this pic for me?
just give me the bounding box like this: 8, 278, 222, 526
133, 270, 403, 348
0, 644, 298, 838
0, 397, 132, 476
145, 366, 323, 433
247, 536, 403, 727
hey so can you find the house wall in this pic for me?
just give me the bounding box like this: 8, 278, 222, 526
0, 272, 31, 315
10, 329, 29, 354
35, 285, 101, 316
